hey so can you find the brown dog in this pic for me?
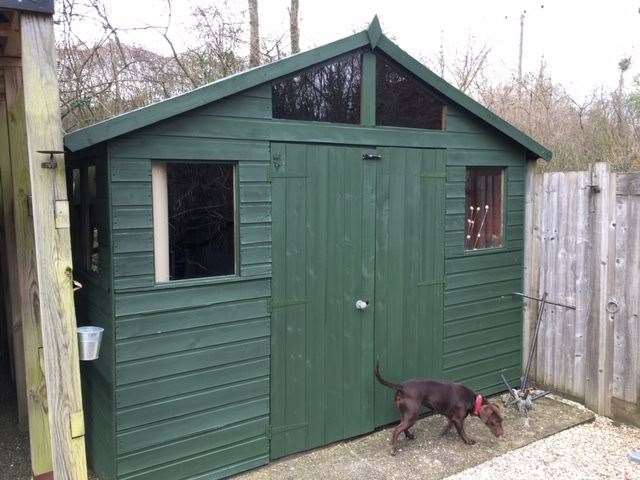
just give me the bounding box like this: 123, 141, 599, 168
375, 364, 504, 455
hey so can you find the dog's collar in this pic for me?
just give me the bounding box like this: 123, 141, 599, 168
473, 394, 484, 416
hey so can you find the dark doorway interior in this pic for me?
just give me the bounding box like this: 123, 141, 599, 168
0, 290, 30, 480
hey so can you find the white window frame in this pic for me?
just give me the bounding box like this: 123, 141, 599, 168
152, 162, 170, 282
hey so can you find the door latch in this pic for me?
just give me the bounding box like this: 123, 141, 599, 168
362, 152, 381, 161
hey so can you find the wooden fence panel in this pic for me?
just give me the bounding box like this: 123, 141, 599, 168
527, 163, 639, 425
610, 183, 640, 423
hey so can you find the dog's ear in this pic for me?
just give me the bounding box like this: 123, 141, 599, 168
480, 403, 503, 422
478, 404, 493, 422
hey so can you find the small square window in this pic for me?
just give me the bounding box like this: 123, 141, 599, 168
465, 167, 504, 250
153, 162, 236, 282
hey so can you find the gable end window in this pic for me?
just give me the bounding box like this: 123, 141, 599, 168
376, 54, 445, 130
465, 167, 504, 250
272, 52, 362, 124
153, 161, 237, 282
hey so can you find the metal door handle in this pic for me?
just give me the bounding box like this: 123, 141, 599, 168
355, 299, 369, 310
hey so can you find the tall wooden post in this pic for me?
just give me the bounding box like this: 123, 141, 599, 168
0, 8, 29, 433
20, 11, 88, 480
584, 162, 616, 416
0, 65, 29, 431
2, 63, 53, 477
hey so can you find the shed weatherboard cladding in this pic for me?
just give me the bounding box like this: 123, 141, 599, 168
66, 18, 546, 480
108, 86, 272, 480
68, 146, 117, 479
443, 105, 524, 391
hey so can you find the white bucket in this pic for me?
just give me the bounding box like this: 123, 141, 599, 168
77, 326, 104, 361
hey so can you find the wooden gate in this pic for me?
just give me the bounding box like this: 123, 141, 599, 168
269, 143, 445, 458
525, 163, 640, 424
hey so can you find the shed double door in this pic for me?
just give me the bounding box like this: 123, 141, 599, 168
270, 143, 445, 459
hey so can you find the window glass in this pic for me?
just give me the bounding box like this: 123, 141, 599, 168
272, 53, 362, 124
465, 167, 504, 250
69, 168, 82, 268
376, 54, 445, 130
166, 162, 236, 280
87, 165, 100, 273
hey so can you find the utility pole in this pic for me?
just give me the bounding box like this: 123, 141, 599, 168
518, 10, 526, 83
289, 0, 300, 54
248, 0, 260, 67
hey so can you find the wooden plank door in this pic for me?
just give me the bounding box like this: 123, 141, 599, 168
373, 147, 446, 427
270, 143, 376, 459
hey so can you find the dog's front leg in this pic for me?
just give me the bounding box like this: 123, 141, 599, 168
452, 417, 476, 445
439, 417, 453, 437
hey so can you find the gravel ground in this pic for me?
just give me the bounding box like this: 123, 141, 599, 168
238, 396, 594, 480
0, 372, 98, 480
0, 373, 31, 480
2, 376, 638, 480
449, 397, 640, 480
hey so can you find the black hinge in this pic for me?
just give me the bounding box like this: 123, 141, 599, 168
362, 151, 381, 161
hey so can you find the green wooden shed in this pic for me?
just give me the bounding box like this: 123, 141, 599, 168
63, 17, 551, 480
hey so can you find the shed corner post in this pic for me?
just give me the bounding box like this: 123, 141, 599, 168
522, 158, 541, 380
19, 10, 88, 480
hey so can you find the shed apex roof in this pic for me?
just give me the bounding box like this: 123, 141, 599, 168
64, 16, 551, 160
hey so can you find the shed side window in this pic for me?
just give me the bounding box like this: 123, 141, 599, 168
87, 165, 100, 273
272, 52, 362, 124
153, 162, 236, 282
376, 54, 445, 130
69, 168, 82, 264
465, 167, 504, 250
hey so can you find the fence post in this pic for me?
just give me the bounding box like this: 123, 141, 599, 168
585, 162, 616, 416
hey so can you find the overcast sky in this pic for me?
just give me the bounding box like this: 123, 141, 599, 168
95, 0, 640, 101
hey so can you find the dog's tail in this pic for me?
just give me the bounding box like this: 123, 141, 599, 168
374, 363, 404, 392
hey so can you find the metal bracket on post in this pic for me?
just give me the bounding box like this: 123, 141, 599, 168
37, 150, 64, 169
589, 163, 602, 193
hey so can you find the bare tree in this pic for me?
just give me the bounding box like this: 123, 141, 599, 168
55, 0, 640, 172
56, 0, 249, 130
618, 57, 631, 93
437, 31, 445, 77
248, 0, 260, 67
162, 0, 198, 89
447, 41, 490, 93
289, 0, 300, 54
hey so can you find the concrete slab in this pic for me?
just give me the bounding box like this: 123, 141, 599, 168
236, 397, 595, 480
